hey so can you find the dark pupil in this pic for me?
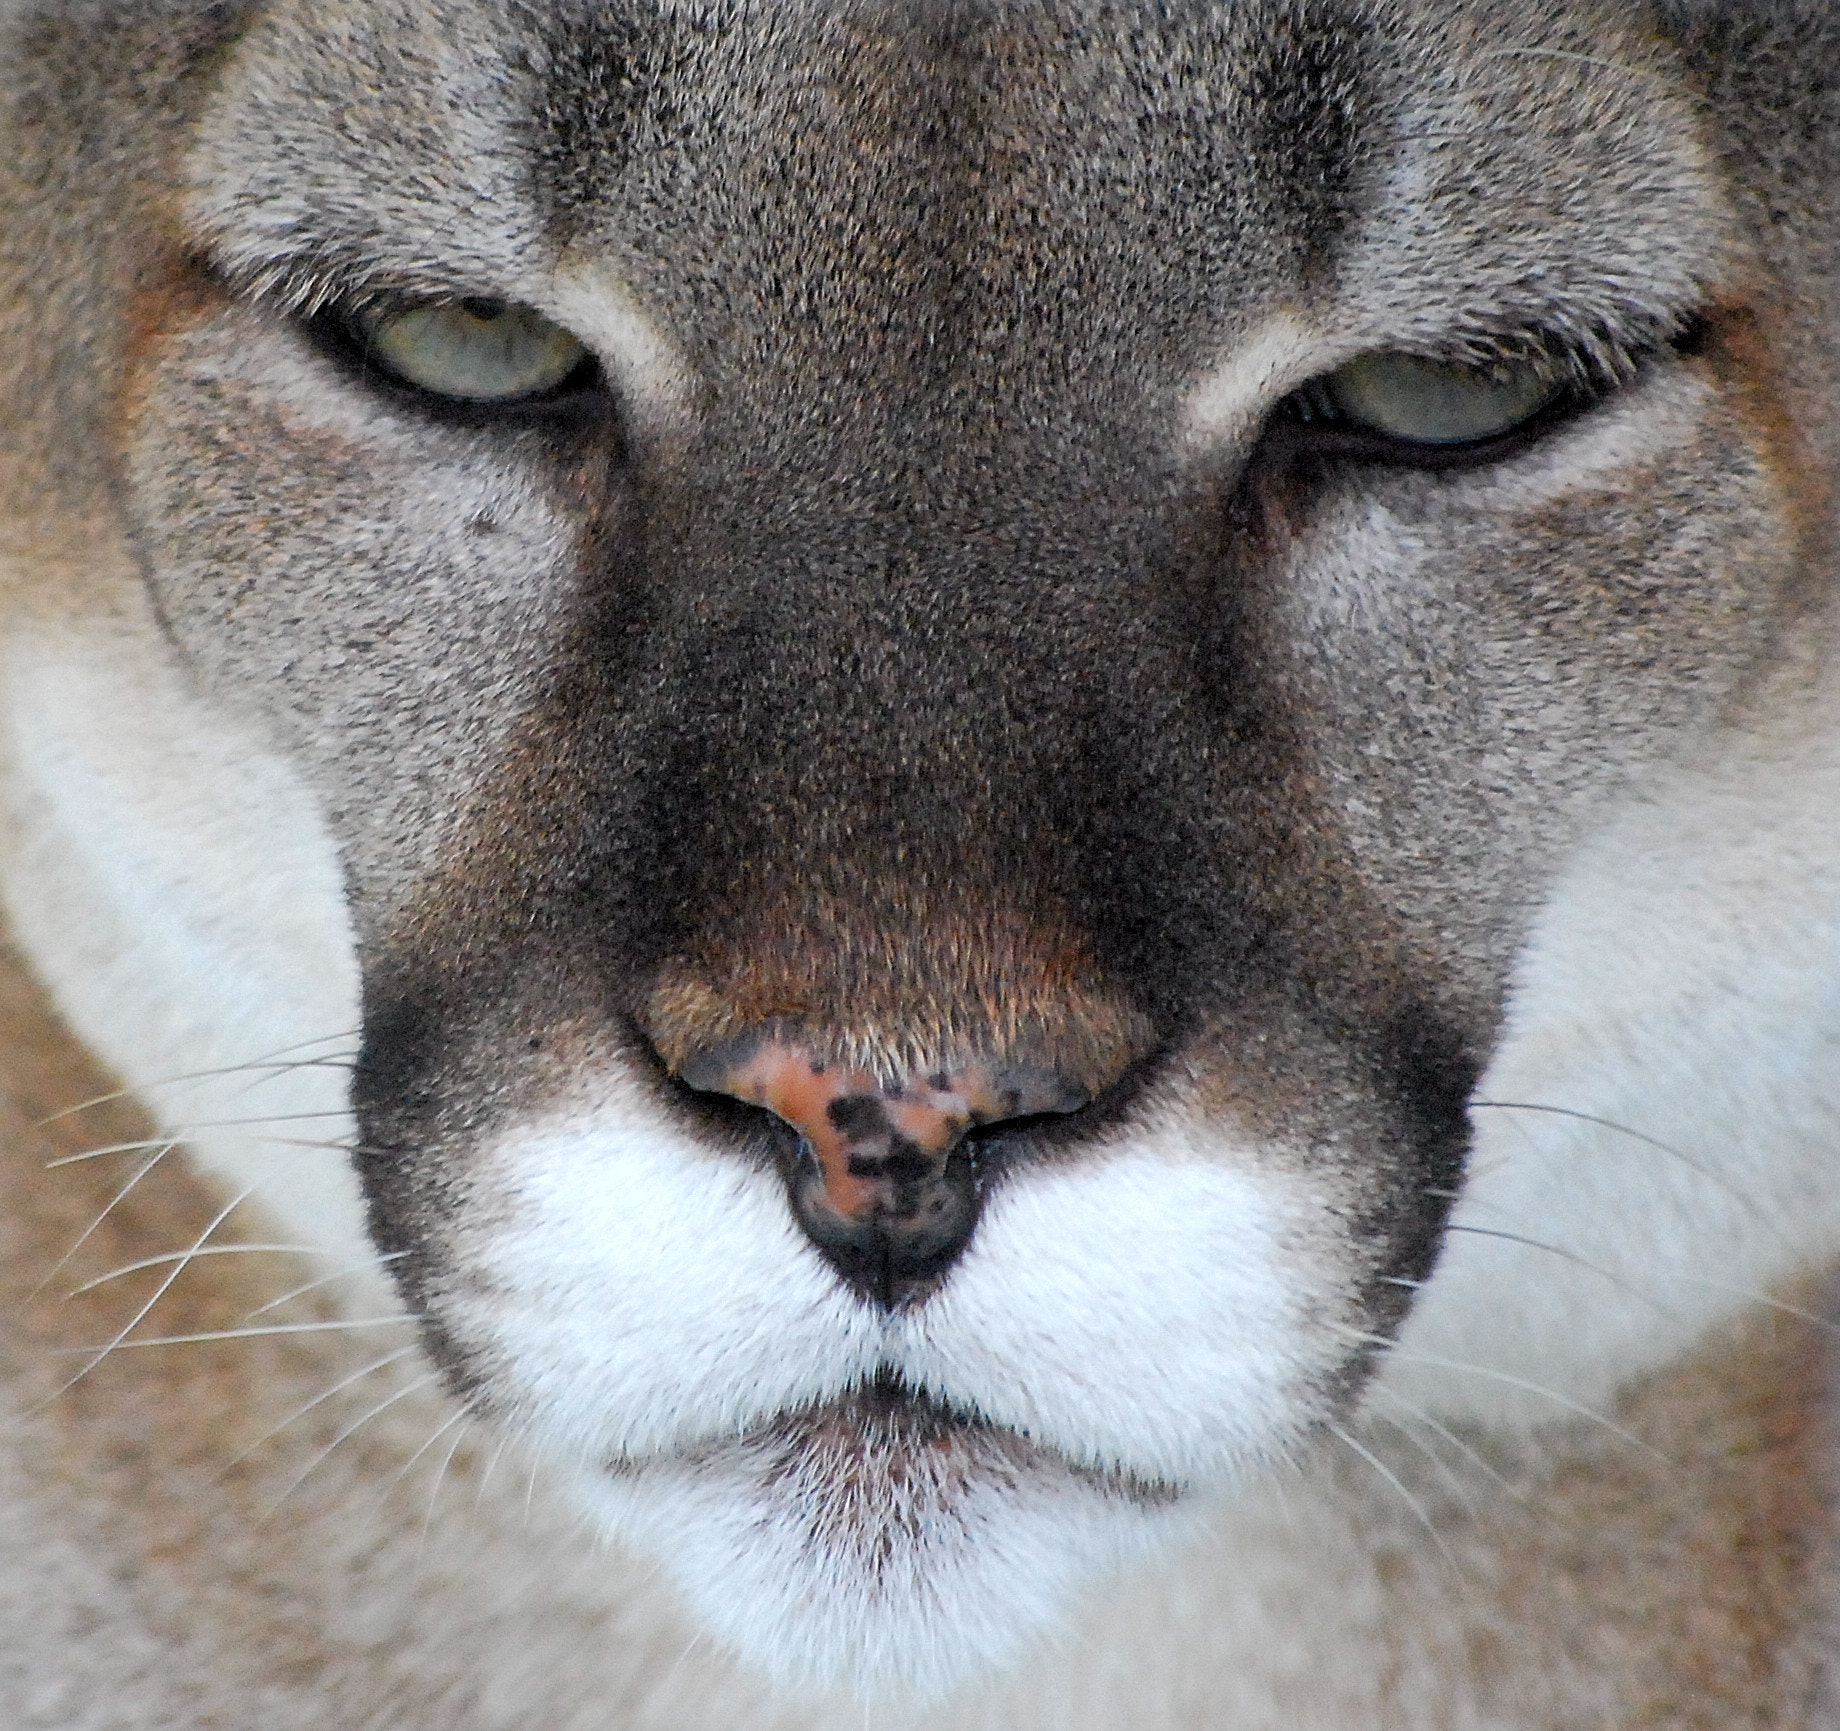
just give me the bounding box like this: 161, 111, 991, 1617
459, 296, 506, 322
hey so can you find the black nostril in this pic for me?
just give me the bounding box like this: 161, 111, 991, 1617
665, 1028, 1124, 1304
785, 1139, 982, 1308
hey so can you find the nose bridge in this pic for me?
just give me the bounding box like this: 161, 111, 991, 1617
643, 892, 1158, 1111
635, 434, 1177, 1089
619, 415, 1186, 1302
651, 421, 1178, 864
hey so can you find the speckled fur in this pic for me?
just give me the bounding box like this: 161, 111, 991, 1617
3, 1, 1840, 1724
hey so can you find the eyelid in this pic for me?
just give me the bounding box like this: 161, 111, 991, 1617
1267, 332, 1671, 471
308, 295, 610, 425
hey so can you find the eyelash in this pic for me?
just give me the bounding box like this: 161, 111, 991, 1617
294, 296, 611, 429
1264, 335, 1688, 475
1265, 381, 1593, 473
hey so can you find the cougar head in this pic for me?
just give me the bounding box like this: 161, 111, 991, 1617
4, 0, 1835, 1699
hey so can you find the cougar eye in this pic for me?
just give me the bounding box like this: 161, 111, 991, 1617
345, 298, 592, 402
1314, 351, 1560, 447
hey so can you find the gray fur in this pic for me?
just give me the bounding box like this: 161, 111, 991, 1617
3, 0, 1840, 1722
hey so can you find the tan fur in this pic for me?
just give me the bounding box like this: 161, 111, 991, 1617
2, 932, 1834, 1727
5, 1, 1840, 1723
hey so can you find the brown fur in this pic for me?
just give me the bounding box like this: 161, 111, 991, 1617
5, 1, 1840, 1722
4, 929, 1836, 1726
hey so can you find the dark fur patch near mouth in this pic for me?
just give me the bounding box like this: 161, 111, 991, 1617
621, 1373, 1183, 1520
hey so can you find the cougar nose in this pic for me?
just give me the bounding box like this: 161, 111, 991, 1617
677, 1035, 1093, 1302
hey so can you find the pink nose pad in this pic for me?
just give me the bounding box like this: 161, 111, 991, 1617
680, 1039, 1088, 1224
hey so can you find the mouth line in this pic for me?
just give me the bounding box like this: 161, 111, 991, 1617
602, 1371, 1185, 1509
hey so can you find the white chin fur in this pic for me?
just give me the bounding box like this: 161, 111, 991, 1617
578, 1411, 1196, 1701
462, 1114, 1333, 1483
457, 1111, 1338, 1691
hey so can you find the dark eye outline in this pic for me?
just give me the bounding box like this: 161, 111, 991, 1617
309, 294, 610, 430
1262, 376, 1588, 473
1261, 323, 1704, 475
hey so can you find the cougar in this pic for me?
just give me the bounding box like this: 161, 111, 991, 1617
2, 1, 1838, 1725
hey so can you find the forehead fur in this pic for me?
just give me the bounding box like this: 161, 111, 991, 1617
183, 0, 1730, 417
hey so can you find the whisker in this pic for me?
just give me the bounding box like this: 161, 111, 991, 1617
221, 1345, 424, 1475
413, 1414, 476, 1567
365, 1402, 475, 1530
66, 1243, 357, 1297
225, 1134, 357, 1151
261, 1370, 447, 1519
1438, 1183, 1831, 1333
48, 1125, 355, 1169
1442, 1224, 1677, 1318
474, 1428, 514, 1515
243, 1251, 409, 1320
45, 1135, 179, 1170
220, 1058, 360, 1108
40, 1188, 252, 1407
1327, 1420, 1465, 1581
29, 1141, 178, 1298
188, 1109, 356, 1125
1336, 1326, 1668, 1461
32, 1033, 363, 1129
51, 1315, 422, 1353
1364, 1382, 1529, 1509
1701, 1285, 1840, 1339
1363, 1402, 1482, 1524
1470, 1099, 1772, 1227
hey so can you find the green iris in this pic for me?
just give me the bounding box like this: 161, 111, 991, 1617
352, 299, 589, 402
1324, 351, 1559, 446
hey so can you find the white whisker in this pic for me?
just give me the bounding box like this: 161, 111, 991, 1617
473, 1427, 514, 1515
366, 1402, 475, 1533
261, 1370, 447, 1519
45, 1136, 182, 1169
52, 1315, 421, 1353
1441, 1224, 1677, 1317
29, 1142, 179, 1298
1364, 1382, 1530, 1506
1327, 1420, 1465, 1581
1363, 1402, 1482, 1522
32, 1033, 363, 1129
47, 1125, 353, 1169
243, 1251, 408, 1320
1348, 1328, 1666, 1460
222, 1344, 424, 1475
415, 1417, 475, 1567
41, 1188, 252, 1407
66, 1242, 354, 1297
1470, 1098, 1772, 1227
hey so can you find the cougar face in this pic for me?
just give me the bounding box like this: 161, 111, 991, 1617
4, 0, 1837, 1699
